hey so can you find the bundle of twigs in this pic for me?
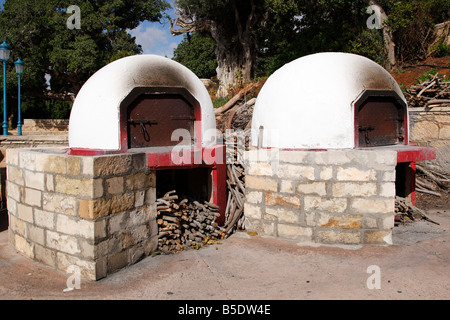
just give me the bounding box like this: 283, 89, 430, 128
222, 129, 250, 237
395, 196, 440, 226
416, 164, 450, 197
406, 72, 449, 108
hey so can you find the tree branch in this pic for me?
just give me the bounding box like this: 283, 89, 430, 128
170, 16, 197, 36
170, 11, 214, 37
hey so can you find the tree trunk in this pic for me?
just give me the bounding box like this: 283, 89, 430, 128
170, 1, 259, 98
215, 50, 243, 98
211, 25, 256, 97
368, 0, 396, 70
383, 26, 396, 70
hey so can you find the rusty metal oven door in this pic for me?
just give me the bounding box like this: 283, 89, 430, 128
356, 95, 405, 148
127, 94, 195, 148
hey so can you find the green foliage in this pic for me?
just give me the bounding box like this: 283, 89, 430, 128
384, 0, 450, 63
432, 39, 450, 58
349, 29, 386, 66
43, 100, 73, 119
174, 0, 449, 81
259, 0, 371, 75
0, 0, 170, 120
212, 97, 230, 109
415, 69, 438, 84
173, 32, 217, 79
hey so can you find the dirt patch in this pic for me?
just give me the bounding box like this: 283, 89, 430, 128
393, 218, 450, 246
398, 180, 450, 246
415, 167, 450, 211
416, 190, 450, 211
391, 56, 450, 87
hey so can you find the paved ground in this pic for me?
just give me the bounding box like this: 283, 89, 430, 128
0, 209, 449, 301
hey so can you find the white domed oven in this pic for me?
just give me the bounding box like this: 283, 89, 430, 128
6, 55, 228, 280
244, 53, 436, 246
69, 55, 226, 223
252, 53, 412, 150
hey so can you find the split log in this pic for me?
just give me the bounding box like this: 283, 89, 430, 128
156, 192, 226, 254
406, 72, 449, 108
416, 164, 449, 190
415, 187, 442, 197
215, 82, 258, 116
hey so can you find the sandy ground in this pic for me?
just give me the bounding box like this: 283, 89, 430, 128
0, 207, 449, 301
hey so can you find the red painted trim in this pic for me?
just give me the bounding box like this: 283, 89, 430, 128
120, 99, 128, 152
404, 112, 409, 145
194, 106, 202, 150
144, 145, 227, 225
70, 145, 227, 225
212, 162, 227, 226
396, 146, 436, 163
69, 148, 121, 156
143, 145, 225, 169
409, 162, 417, 205
354, 106, 360, 148
145, 148, 201, 169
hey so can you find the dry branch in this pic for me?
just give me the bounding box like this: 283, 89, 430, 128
406, 73, 449, 108
215, 82, 258, 117
416, 164, 449, 191
395, 196, 441, 225
221, 129, 251, 236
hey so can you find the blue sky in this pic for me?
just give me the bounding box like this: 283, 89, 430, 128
0, 0, 183, 58
128, 16, 182, 58
128, 2, 183, 58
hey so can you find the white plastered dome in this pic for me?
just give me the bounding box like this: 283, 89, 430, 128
69, 54, 217, 151
251, 52, 407, 149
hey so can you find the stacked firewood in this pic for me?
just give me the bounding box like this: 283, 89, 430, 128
405, 72, 449, 108
395, 196, 440, 226
157, 191, 226, 254
223, 129, 249, 237
213, 82, 261, 236
155, 130, 251, 254
404, 72, 449, 199
415, 164, 450, 198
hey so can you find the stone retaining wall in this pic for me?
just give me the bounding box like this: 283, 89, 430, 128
244, 149, 397, 247
20, 119, 69, 135
409, 107, 450, 172
6, 148, 157, 280
0, 135, 69, 211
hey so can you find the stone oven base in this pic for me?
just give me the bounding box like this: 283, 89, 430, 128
6, 148, 157, 280
244, 148, 398, 247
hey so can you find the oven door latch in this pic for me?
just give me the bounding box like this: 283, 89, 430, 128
359, 125, 375, 145
128, 119, 158, 142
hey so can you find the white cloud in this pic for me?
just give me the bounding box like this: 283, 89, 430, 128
128, 22, 181, 58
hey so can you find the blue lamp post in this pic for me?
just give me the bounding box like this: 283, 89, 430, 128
0, 40, 11, 135
15, 58, 24, 136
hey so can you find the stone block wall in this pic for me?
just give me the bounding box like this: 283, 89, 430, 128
409, 107, 450, 172
244, 149, 397, 247
20, 119, 69, 135
6, 148, 157, 280
0, 135, 68, 213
